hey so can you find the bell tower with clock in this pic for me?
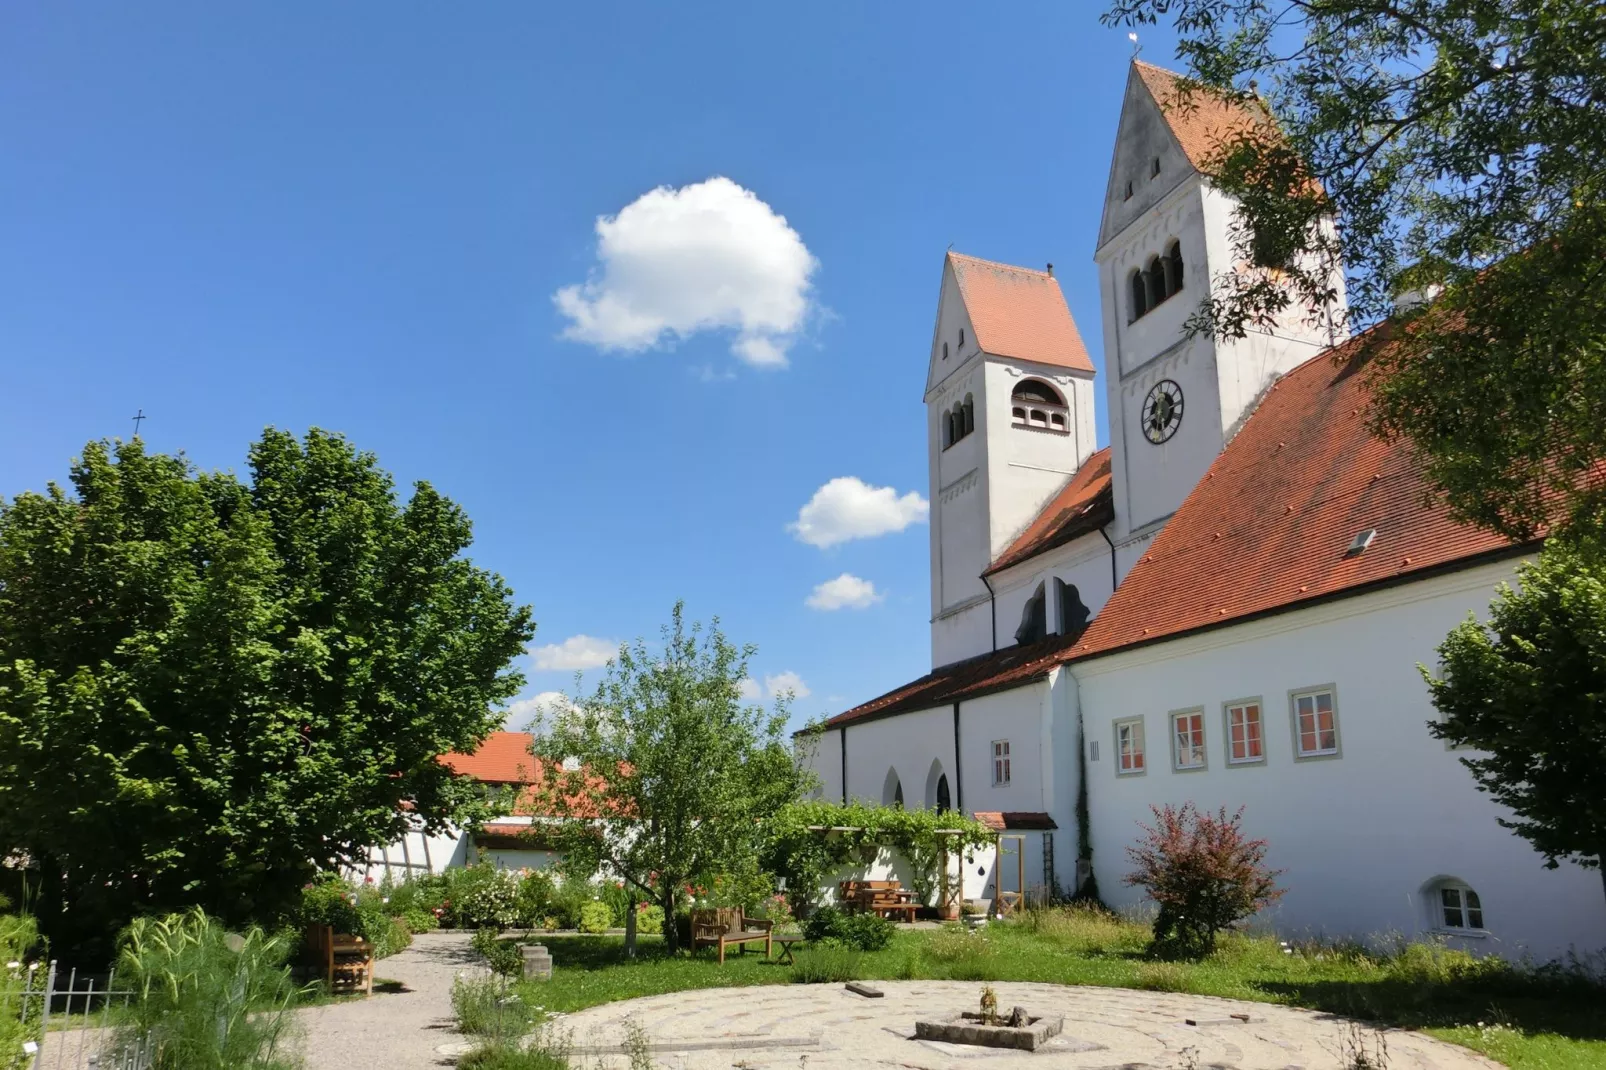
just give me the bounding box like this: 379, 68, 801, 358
1093, 61, 1347, 579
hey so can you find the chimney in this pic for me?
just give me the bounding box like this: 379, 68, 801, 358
1046, 263, 1054, 277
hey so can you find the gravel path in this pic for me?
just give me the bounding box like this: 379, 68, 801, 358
300, 929, 479, 1069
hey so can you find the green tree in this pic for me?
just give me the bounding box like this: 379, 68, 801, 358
530, 604, 809, 952
0, 432, 534, 956
1103, 0, 1606, 540
1426, 535, 1606, 902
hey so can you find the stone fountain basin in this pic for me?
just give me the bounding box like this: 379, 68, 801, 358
914, 1012, 1065, 1050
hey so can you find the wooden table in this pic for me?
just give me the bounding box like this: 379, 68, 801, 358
771, 935, 804, 964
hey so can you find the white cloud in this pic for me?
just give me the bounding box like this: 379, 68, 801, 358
502, 691, 573, 730
788, 477, 929, 548
553, 177, 818, 368
530, 635, 618, 672
737, 672, 812, 701
806, 573, 884, 611
762, 671, 811, 700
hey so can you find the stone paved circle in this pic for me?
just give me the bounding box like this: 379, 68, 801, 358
531, 981, 1501, 1070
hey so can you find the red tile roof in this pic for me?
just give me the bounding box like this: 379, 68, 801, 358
974, 812, 1059, 833
986, 449, 1114, 575
1071, 328, 1522, 659
440, 732, 538, 784
820, 631, 1083, 729
1133, 60, 1273, 173
948, 253, 1095, 373
820, 328, 1528, 731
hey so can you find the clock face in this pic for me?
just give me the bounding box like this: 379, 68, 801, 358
1142, 380, 1184, 444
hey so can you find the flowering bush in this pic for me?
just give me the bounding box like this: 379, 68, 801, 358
454, 867, 521, 930
1124, 803, 1283, 959
0, 902, 40, 1061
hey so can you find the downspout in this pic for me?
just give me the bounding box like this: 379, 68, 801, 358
839, 726, 848, 805
1098, 525, 1119, 592
981, 573, 998, 652
952, 702, 964, 814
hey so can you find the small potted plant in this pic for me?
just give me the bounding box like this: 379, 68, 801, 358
961, 899, 988, 929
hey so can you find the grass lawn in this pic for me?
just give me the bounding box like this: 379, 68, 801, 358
508, 910, 1605, 1070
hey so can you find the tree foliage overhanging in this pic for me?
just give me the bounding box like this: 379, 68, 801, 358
1104, 0, 1606, 540
530, 603, 809, 952
1427, 533, 1606, 887
0, 431, 534, 955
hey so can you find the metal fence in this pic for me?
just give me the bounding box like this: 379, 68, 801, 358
16, 961, 153, 1070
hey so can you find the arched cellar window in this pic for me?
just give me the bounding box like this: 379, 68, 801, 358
1129, 269, 1147, 321
1011, 379, 1067, 434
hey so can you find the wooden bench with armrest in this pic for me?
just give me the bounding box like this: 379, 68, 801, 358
305, 924, 374, 996
690, 907, 773, 964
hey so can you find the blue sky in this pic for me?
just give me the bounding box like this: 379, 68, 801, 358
0, 3, 1181, 731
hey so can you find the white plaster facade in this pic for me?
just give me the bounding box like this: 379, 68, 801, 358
803, 61, 1605, 961
1077, 558, 1606, 959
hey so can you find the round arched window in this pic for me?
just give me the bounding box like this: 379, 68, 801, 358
1429, 879, 1485, 931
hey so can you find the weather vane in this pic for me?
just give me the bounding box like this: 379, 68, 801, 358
131, 409, 146, 439
1129, 32, 1141, 58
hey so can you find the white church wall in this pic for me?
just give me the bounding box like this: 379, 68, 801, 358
837, 706, 957, 810
1076, 557, 1606, 962
799, 726, 843, 803
958, 685, 1051, 818
932, 599, 993, 669
930, 358, 990, 627
983, 360, 1097, 561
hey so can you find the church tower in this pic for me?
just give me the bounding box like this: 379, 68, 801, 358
1095, 61, 1347, 577
926, 252, 1098, 668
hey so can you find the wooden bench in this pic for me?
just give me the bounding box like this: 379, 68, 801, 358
690, 907, 773, 965
306, 924, 374, 996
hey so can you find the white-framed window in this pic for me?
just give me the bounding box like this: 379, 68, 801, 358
1289, 685, 1341, 759
1224, 699, 1265, 765
991, 740, 1011, 785
1114, 717, 1145, 776
1171, 708, 1207, 771
1429, 879, 1486, 932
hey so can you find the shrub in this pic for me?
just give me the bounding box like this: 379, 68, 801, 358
116, 909, 304, 1070
578, 901, 613, 934
403, 907, 439, 934
788, 943, 864, 983
549, 880, 598, 930
514, 871, 557, 928
635, 904, 664, 935
472, 928, 525, 978
452, 972, 536, 1044
0, 903, 40, 1059
1124, 803, 1283, 959
298, 876, 363, 935
1020, 904, 1145, 956
802, 907, 894, 952
456, 867, 521, 930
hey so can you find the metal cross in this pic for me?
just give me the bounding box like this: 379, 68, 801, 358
131, 409, 146, 438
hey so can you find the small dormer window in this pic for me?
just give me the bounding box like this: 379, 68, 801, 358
1151, 157, 1161, 178
958, 328, 965, 348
